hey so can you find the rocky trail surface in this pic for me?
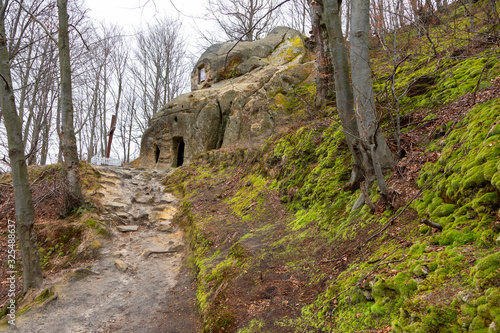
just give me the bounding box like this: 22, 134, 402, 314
10, 167, 199, 333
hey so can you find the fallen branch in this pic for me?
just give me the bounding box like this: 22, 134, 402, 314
484, 119, 500, 146
319, 257, 344, 264
472, 58, 494, 105
362, 157, 456, 247
421, 218, 442, 231
142, 249, 180, 258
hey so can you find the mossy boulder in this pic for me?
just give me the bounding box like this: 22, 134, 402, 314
471, 252, 500, 289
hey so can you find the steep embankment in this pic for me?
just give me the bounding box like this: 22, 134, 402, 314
166, 3, 500, 332
3, 167, 199, 332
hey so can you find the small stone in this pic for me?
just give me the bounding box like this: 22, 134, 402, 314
158, 221, 174, 233
414, 277, 425, 284
159, 193, 177, 203
412, 264, 429, 278
117, 225, 139, 232
169, 244, 184, 252
115, 259, 128, 272
70, 267, 99, 281
361, 289, 374, 301
135, 213, 149, 222
496, 235, 500, 246
457, 291, 473, 303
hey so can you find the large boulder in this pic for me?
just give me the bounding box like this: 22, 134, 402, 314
191, 27, 304, 91
137, 27, 315, 169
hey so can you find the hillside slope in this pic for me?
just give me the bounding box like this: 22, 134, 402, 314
166, 1, 500, 332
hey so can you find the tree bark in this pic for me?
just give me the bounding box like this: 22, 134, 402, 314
0, 0, 42, 292
350, 0, 394, 204
322, 0, 395, 209
323, 0, 364, 186
350, 0, 393, 168
57, 0, 83, 209
310, 0, 334, 107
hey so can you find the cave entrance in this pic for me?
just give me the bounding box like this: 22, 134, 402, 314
172, 137, 185, 167
154, 145, 160, 164
198, 66, 206, 83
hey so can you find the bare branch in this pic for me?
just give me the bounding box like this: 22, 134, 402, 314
13, 0, 58, 45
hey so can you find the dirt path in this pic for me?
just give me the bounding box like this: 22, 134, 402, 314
10, 166, 199, 333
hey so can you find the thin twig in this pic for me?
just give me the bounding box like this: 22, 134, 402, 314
223, 0, 292, 68
472, 58, 493, 104
13, 0, 58, 45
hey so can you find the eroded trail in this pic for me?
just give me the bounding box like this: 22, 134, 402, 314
14, 167, 199, 333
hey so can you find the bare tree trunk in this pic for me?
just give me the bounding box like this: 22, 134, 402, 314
0, 0, 42, 292
469, 0, 474, 32
322, 0, 394, 209
391, 0, 403, 157
56, 95, 62, 163
87, 78, 99, 162
57, 0, 83, 209
350, 0, 394, 206
40, 115, 49, 165
310, 0, 334, 107
323, 0, 364, 186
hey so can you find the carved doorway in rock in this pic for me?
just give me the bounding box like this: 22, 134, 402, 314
154, 144, 160, 164
172, 137, 185, 167
199, 67, 206, 83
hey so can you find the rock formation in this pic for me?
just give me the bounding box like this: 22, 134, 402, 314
137, 27, 315, 169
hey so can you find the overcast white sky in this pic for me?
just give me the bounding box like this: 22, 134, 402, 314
83, 0, 209, 56
83, 0, 204, 27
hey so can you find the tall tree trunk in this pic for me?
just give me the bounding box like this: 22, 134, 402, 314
310, 0, 334, 107
350, 0, 394, 206
87, 77, 99, 162
57, 0, 83, 209
323, 0, 364, 186
0, 0, 42, 292
322, 0, 394, 210
40, 115, 49, 166
56, 95, 62, 163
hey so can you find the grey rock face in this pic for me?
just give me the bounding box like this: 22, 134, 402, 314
191, 27, 303, 91
137, 27, 315, 169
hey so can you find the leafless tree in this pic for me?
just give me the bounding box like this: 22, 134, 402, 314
310, 0, 334, 107
57, 0, 84, 208
204, 0, 280, 42
323, 0, 394, 211
0, 0, 42, 292
280, 0, 311, 34
130, 17, 187, 127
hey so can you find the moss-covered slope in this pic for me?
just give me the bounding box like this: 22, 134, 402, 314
167, 1, 500, 332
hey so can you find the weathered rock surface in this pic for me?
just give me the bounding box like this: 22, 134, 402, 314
116, 225, 139, 232
191, 26, 305, 90
137, 26, 315, 169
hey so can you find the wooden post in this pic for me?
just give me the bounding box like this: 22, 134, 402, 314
106, 115, 116, 158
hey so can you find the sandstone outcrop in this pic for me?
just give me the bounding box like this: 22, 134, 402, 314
137, 27, 315, 169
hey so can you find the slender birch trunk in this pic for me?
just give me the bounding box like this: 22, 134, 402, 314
57, 0, 83, 209
0, 0, 42, 292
